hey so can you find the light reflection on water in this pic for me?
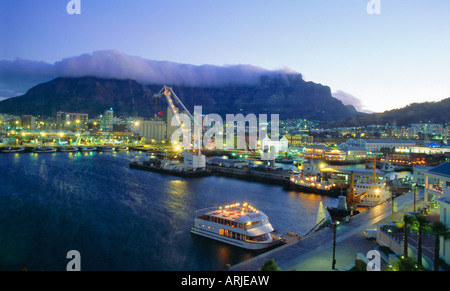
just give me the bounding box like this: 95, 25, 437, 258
0, 152, 337, 271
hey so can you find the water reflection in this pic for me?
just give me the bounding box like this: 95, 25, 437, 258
0, 152, 338, 271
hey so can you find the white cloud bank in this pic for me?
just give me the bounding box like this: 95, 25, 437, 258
0, 50, 368, 114
332, 90, 373, 113
0, 50, 294, 98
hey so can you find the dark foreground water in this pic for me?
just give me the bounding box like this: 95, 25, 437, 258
0, 151, 337, 271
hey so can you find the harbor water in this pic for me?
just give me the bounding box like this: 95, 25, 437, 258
0, 151, 338, 271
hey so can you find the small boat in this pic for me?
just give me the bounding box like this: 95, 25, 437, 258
289, 159, 345, 196
33, 147, 57, 153
379, 161, 395, 172
0, 147, 25, 153
115, 146, 129, 151
59, 146, 79, 152
96, 146, 115, 152
190, 201, 281, 250
79, 146, 97, 152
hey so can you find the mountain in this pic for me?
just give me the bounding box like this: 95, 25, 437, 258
0, 75, 364, 121
0, 77, 154, 118
0, 50, 296, 99
326, 98, 450, 127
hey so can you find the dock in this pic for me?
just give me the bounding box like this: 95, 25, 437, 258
207, 165, 290, 185
129, 161, 209, 178
128, 162, 352, 198
129, 162, 290, 183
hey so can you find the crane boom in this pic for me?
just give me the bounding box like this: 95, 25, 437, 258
154, 85, 203, 153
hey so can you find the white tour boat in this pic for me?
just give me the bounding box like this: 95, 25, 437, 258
191, 202, 281, 250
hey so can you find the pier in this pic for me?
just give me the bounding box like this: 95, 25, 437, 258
129, 161, 209, 178
207, 165, 290, 185
129, 162, 293, 185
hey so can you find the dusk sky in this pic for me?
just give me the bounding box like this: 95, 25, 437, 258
0, 0, 449, 113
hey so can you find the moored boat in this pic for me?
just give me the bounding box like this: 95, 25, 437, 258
79, 146, 97, 152
379, 161, 395, 172
96, 146, 115, 152
0, 147, 25, 153
33, 147, 57, 153
115, 146, 129, 151
288, 159, 345, 196
190, 201, 281, 250
59, 146, 79, 152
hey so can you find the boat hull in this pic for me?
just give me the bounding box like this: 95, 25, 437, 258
129, 162, 209, 177
80, 147, 97, 152
0, 147, 25, 153
190, 226, 280, 250
59, 147, 79, 152
33, 148, 57, 153
288, 182, 346, 197
326, 207, 359, 221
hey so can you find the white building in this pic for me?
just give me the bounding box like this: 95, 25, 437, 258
426, 162, 450, 266
260, 136, 288, 153
140, 119, 166, 143
412, 166, 436, 186
345, 138, 416, 152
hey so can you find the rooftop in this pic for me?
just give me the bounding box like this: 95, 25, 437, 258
428, 162, 450, 179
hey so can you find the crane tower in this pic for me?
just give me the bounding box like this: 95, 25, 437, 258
154, 85, 205, 169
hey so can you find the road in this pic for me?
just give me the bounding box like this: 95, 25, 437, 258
231, 190, 425, 271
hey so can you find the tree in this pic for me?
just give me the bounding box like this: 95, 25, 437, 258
430, 221, 450, 271
401, 214, 416, 258
413, 215, 430, 267
388, 256, 425, 271
259, 259, 281, 271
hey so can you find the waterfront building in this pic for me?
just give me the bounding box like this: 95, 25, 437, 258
424, 162, 450, 202
56, 112, 89, 130
284, 133, 313, 146
412, 165, 436, 186
100, 108, 114, 132
303, 144, 330, 159
409, 145, 450, 155
323, 149, 346, 162
336, 144, 367, 162
21, 115, 36, 129
140, 118, 166, 143
260, 136, 288, 153
425, 162, 450, 266
344, 138, 416, 152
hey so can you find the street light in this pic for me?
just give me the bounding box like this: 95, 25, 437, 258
332, 221, 339, 270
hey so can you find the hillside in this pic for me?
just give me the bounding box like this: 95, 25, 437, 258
0, 74, 364, 121
326, 98, 450, 127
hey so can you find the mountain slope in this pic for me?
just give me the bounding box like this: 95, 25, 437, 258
327, 98, 450, 127
0, 75, 364, 121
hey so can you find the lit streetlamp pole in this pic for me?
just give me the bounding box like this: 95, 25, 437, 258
332, 221, 339, 270
414, 185, 418, 212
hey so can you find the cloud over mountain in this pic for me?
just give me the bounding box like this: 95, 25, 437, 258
332, 90, 373, 113
0, 50, 296, 98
